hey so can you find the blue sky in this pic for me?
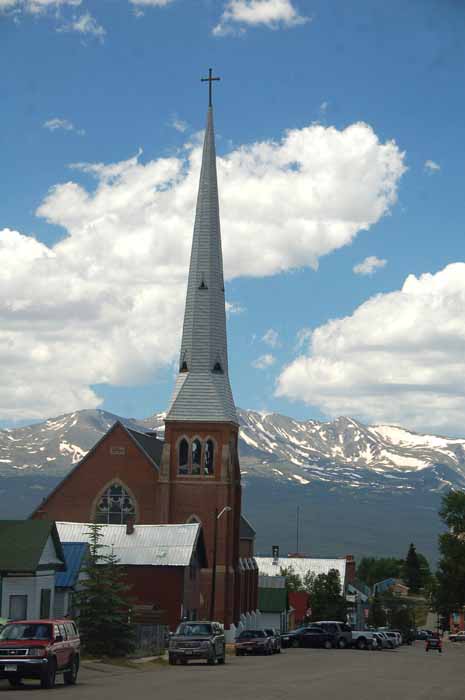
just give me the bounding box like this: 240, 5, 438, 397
1, 1, 465, 435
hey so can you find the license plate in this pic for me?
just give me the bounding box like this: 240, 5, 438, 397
4, 665, 18, 672
184, 650, 193, 655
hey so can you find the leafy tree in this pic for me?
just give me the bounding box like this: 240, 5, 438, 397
435, 490, 465, 619
356, 557, 403, 587
367, 590, 386, 628
279, 566, 304, 592
74, 523, 135, 657
308, 570, 348, 622
404, 543, 422, 593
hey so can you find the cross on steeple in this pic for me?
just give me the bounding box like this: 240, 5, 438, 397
201, 68, 220, 108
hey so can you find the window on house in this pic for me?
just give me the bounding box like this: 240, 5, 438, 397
9, 595, 27, 620
204, 439, 214, 475
96, 483, 136, 524
40, 589, 51, 619
179, 438, 189, 475
191, 439, 202, 475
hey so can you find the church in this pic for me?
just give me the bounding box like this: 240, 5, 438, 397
32, 72, 258, 629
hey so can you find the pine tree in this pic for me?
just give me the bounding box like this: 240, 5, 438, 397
404, 543, 422, 593
74, 523, 135, 657
308, 570, 348, 621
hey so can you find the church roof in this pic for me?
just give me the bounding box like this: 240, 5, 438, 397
240, 514, 256, 540
127, 428, 164, 466
56, 522, 207, 568
166, 105, 238, 425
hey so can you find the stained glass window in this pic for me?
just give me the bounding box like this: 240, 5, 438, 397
191, 439, 202, 475
179, 438, 189, 475
96, 483, 135, 525
204, 440, 214, 475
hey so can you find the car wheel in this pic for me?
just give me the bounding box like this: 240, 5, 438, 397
357, 638, 367, 651
324, 640, 332, 650
64, 655, 79, 685
8, 678, 22, 688
277, 647, 281, 654
207, 650, 217, 665
217, 655, 226, 664
338, 638, 347, 650
291, 639, 300, 649
388, 642, 394, 649
41, 659, 57, 689
235, 650, 241, 656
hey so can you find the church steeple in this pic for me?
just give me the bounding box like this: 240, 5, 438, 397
166, 73, 238, 425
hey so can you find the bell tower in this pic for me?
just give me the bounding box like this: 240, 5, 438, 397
159, 70, 241, 627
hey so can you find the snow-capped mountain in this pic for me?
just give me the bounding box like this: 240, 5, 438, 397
1, 408, 463, 561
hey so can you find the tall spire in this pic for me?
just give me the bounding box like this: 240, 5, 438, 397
166, 79, 238, 424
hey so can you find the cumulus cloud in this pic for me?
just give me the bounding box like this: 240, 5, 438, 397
43, 118, 85, 135
226, 301, 246, 316
262, 328, 279, 347
252, 353, 276, 369
169, 115, 188, 133
0, 0, 81, 13
213, 0, 308, 36
59, 11, 105, 40
0, 119, 404, 420
277, 263, 465, 435
353, 255, 387, 276
129, 0, 175, 6
424, 159, 441, 174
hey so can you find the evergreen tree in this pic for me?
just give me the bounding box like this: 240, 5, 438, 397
435, 490, 465, 619
74, 523, 135, 657
367, 591, 386, 628
308, 570, 348, 622
404, 543, 422, 593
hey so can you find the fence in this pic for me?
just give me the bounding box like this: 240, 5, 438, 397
133, 624, 168, 656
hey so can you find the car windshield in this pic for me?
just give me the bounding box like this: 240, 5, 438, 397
265, 629, 274, 636
175, 623, 212, 636
238, 630, 265, 639
0, 624, 52, 641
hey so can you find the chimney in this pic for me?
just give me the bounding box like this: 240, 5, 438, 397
345, 554, 356, 584
272, 545, 279, 565
126, 518, 135, 535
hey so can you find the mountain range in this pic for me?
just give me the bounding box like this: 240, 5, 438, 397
2, 408, 463, 563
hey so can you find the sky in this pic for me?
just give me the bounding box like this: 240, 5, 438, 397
1, 0, 465, 436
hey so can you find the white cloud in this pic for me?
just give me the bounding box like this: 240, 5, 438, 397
262, 328, 279, 347
43, 118, 85, 135
277, 263, 465, 435
0, 120, 404, 420
252, 353, 276, 369
170, 115, 188, 133
226, 301, 246, 316
424, 159, 441, 174
353, 255, 387, 276
0, 0, 81, 13
213, 0, 308, 35
320, 101, 329, 114
60, 11, 105, 40
129, 0, 175, 6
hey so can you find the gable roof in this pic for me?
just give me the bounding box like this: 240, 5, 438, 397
240, 515, 256, 540
55, 542, 89, 589
31, 420, 163, 518
0, 520, 65, 574
56, 522, 207, 568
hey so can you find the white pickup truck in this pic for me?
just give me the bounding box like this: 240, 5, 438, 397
350, 631, 378, 650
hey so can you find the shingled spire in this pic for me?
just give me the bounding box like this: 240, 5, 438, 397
166, 86, 238, 425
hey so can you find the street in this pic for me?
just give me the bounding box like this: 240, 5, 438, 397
0, 643, 463, 700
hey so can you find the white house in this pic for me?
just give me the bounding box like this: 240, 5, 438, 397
0, 521, 65, 620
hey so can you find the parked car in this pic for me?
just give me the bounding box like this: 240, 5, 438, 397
375, 632, 395, 649
235, 630, 273, 656
425, 633, 442, 653
316, 621, 352, 649
169, 621, 225, 666
373, 632, 390, 650
416, 629, 434, 641
350, 630, 377, 650
264, 629, 281, 654
281, 625, 336, 650
449, 631, 465, 643
0, 620, 7, 634
384, 631, 401, 647
0, 619, 80, 689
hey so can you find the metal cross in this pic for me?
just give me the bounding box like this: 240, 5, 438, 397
201, 68, 220, 107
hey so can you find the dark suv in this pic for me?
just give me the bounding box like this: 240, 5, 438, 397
169, 621, 225, 665
316, 621, 352, 649
0, 619, 80, 689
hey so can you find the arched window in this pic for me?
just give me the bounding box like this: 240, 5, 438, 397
96, 483, 135, 525
179, 438, 189, 475
191, 439, 202, 475
204, 439, 214, 475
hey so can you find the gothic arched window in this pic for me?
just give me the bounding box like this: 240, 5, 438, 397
179, 438, 189, 475
204, 439, 214, 475
96, 483, 135, 525
191, 439, 202, 475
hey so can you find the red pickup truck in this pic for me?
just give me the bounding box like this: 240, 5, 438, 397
0, 619, 80, 688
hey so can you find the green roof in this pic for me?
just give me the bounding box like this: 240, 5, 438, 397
258, 587, 288, 613
0, 520, 65, 574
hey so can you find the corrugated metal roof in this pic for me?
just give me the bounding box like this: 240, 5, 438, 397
166, 106, 238, 425
55, 542, 88, 588
256, 557, 347, 588
56, 522, 201, 568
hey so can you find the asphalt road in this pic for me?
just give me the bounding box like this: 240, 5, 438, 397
0, 643, 463, 700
